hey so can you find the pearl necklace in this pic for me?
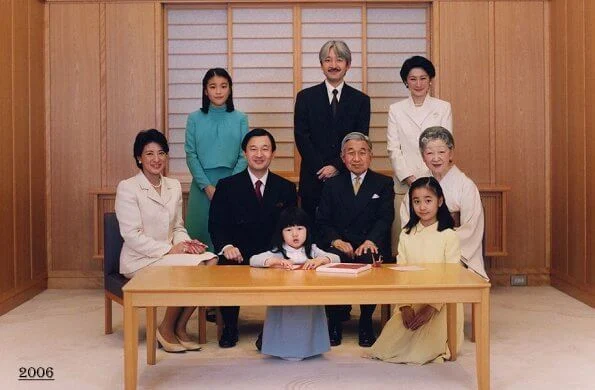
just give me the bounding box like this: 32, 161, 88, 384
151, 177, 162, 188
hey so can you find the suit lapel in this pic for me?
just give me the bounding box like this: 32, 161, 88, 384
135, 172, 164, 205
335, 84, 353, 122
316, 82, 333, 122
161, 178, 173, 205
403, 96, 435, 128
262, 173, 280, 212
239, 170, 262, 210
351, 171, 376, 217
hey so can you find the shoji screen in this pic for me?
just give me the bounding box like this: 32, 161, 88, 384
166, 4, 428, 179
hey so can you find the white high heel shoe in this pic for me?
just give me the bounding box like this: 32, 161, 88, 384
176, 338, 202, 351
156, 329, 186, 353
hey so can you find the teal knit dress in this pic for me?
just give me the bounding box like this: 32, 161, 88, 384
185, 105, 248, 249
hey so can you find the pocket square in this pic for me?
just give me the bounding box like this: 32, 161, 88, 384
372, 194, 380, 199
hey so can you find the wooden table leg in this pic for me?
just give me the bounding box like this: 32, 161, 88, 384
124, 293, 139, 390
471, 303, 476, 342
446, 302, 457, 361
198, 307, 207, 344
380, 304, 391, 329
146, 307, 156, 365
474, 289, 490, 390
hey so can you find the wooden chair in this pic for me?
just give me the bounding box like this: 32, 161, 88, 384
103, 212, 209, 343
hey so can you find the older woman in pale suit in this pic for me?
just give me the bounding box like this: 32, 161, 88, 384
116, 129, 217, 353
387, 56, 452, 253
400, 127, 488, 279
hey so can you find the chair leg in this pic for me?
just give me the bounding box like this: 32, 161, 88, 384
105, 293, 113, 335
216, 308, 223, 340
198, 307, 207, 344
470, 303, 476, 342
380, 304, 392, 329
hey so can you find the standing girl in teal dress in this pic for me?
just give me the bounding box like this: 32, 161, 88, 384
185, 68, 248, 249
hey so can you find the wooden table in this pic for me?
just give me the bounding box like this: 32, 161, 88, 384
123, 264, 491, 389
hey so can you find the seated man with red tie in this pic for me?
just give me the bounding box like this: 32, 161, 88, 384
209, 128, 298, 348
316, 132, 394, 347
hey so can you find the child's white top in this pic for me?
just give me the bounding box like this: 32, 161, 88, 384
250, 244, 340, 267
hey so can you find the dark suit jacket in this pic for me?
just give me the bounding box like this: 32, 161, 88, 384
294, 82, 370, 198
209, 169, 298, 264
316, 170, 394, 257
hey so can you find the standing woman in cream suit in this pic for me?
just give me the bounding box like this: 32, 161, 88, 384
116, 129, 217, 353
386, 56, 453, 253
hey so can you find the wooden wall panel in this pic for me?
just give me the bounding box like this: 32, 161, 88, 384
566, 0, 586, 282
105, 2, 158, 187
30, 0, 48, 278
14, 0, 32, 284
585, 0, 595, 285
438, 1, 491, 184
494, 1, 546, 269
550, 0, 568, 276
49, 3, 102, 272
0, 0, 47, 314
0, 0, 16, 295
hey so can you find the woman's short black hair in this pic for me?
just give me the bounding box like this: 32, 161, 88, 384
133, 129, 169, 169
270, 207, 315, 259
400, 56, 436, 84
403, 177, 454, 234
201, 68, 234, 114
241, 128, 276, 152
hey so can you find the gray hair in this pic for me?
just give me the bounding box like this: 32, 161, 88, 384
419, 126, 455, 151
319, 40, 352, 65
341, 132, 372, 152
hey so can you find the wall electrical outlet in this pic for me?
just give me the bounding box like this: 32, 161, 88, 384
510, 274, 528, 286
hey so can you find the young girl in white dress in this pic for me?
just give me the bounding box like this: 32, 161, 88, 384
250, 207, 340, 361
367, 177, 463, 364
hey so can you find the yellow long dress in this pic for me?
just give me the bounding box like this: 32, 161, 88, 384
368, 221, 464, 364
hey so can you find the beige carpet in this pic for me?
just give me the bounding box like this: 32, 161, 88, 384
1, 287, 595, 389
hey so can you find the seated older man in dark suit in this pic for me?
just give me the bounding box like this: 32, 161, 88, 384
316, 132, 394, 347
209, 128, 297, 348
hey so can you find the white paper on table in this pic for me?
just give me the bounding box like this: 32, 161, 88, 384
389, 265, 426, 271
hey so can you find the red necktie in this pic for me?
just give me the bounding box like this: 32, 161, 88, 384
255, 180, 263, 204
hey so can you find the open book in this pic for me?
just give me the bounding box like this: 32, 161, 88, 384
315, 263, 372, 274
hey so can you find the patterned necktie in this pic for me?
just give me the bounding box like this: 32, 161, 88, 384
331, 89, 339, 117
255, 180, 263, 204
353, 176, 361, 195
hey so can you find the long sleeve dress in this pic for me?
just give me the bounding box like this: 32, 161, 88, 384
250, 244, 340, 360
185, 105, 248, 250
400, 165, 488, 279
367, 222, 464, 364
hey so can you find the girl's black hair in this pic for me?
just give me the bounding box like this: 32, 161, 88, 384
200, 68, 234, 113
270, 207, 314, 259
403, 177, 454, 234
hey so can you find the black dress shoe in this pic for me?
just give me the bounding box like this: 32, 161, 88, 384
255, 332, 263, 351
328, 322, 342, 346
206, 308, 217, 323
358, 327, 377, 348
218, 327, 239, 348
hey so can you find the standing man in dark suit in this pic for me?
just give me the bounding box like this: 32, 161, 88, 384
209, 128, 298, 348
294, 40, 371, 221
317, 132, 394, 347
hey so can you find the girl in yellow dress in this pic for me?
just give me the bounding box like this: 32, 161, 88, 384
367, 176, 463, 364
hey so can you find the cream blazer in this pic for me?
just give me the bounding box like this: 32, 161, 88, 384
387, 96, 452, 194
115, 172, 191, 275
